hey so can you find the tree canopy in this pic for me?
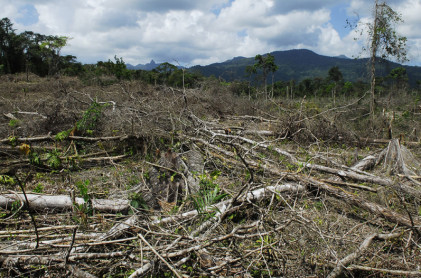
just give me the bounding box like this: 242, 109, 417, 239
0, 17, 75, 76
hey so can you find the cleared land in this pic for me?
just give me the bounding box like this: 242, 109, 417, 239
1, 74, 420, 277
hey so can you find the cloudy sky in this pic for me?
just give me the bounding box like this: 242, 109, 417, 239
1, 0, 421, 66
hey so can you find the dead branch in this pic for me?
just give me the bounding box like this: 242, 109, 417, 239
327, 232, 404, 278
151, 183, 304, 226
346, 265, 421, 276
321, 179, 377, 192
300, 176, 420, 229
136, 233, 183, 278
327, 233, 377, 278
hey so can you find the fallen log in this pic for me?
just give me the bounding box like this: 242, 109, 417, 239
305, 163, 393, 186
151, 183, 305, 226
345, 265, 421, 277
351, 155, 377, 171
0, 194, 129, 213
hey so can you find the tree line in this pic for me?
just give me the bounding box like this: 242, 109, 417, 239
0, 17, 79, 77
0, 17, 202, 87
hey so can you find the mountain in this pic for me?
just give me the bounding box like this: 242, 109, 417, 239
335, 55, 350, 59
126, 60, 160, 70
126, 60, 186, 71
190, 49, 421, 87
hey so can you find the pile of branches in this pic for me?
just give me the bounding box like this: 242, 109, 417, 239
1, 111, 420, 277
1, 78, 421, 277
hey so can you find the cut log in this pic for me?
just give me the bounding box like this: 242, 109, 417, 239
0, 194, 129, 213
351, 155, 377, 171
382, 139, 420, 177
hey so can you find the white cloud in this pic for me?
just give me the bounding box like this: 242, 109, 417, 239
0, 0, 420, 66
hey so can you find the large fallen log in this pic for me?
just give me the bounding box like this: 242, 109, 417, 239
0, 194, 129, 213
351, 155, 378, 171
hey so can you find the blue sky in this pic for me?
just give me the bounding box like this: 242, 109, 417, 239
1, 0, 421, 66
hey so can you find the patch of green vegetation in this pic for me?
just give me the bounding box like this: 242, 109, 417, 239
76, 101, 107, 136
29, 151, 41, 166
10, 200, 21, 217
129, 192, 149, 212
314, 201, 324, 211
191, 170, 228, 217
33, 183, 44, 193
8, 118, 21, 128
46, 149, 62, 169
74, 179, 93, 226
55, 130, 69, 141
8, 136, 17, 147
0, 175, 15, 186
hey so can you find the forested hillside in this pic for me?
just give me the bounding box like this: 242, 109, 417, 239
191, 49, 421, 87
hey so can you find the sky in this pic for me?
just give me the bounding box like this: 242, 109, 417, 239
1, 0, 421, 67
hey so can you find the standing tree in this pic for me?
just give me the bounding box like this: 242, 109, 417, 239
351, 1, 407, 121
246, 54, 278, 99
387, 66, 408, 90
0, 17, 22, 74
327, 66, 343, 105
40, 35, 69, 76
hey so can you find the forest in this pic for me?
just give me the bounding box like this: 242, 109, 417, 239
1, 15, 421, 278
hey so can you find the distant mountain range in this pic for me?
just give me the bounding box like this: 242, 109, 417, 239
127, 49, 421, 87
126, 59, 160, 71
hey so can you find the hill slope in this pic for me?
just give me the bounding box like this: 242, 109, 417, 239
191, 49, 421, 86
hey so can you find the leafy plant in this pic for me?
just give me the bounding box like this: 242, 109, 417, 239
55, 130, 69, 141
192, 186, 227, 214
77, 180, 90, 203
33, 183, 44, 193
74, 179, 92, 224
0, 175, 15, 186
18, 143, 31, 155
76, 101, 106, 136
129, 192, 149, 211
10, 200, 21, 217
29, 151, 41, 166
46, 149, 62, 169
197, 170, 221, 191
8, 136, 17, 147
192, 171, 227, 215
